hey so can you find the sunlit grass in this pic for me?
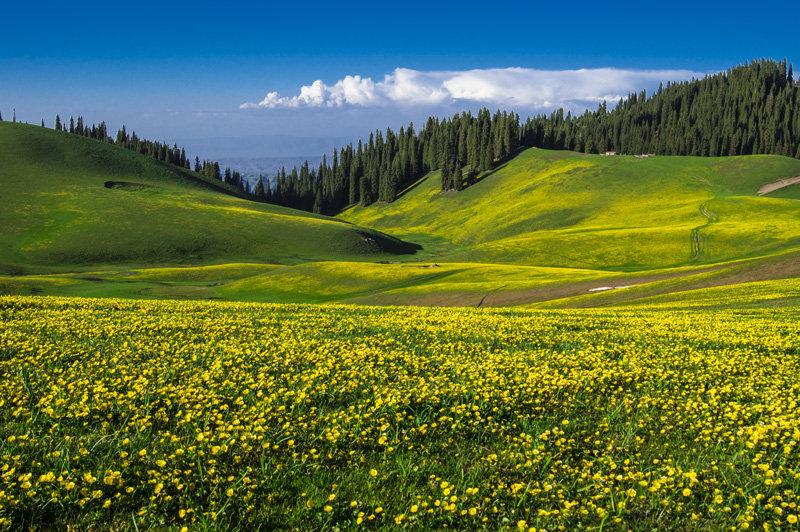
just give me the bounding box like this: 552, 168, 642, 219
341, 148, 800, 269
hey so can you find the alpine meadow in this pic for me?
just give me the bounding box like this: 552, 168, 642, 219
2, 4, 800, 529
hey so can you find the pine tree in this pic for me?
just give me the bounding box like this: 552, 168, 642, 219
55, 114, 62, 131
453, 163, 463, 191
254, 177, 266, 198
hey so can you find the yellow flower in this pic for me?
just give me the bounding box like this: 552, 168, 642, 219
788, 515, 798, 524
682, 488, 691, 497
369, 469, 378, 478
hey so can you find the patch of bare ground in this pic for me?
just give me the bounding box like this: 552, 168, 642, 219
757, 176, 800, 195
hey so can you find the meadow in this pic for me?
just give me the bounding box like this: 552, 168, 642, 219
1, 296, 799, 529
4, 123, 800, 309
342, 148, 800, 270
0, 123, 416, 274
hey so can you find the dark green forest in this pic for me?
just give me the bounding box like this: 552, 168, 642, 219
7, 59, 799, 215
258, 59, 800, 214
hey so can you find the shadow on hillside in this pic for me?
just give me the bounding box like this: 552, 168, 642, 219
358, 231, 422, 255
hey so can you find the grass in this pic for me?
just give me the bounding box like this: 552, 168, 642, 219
2, 295, 798, 529
3, 124, 800, 307
0, 122, 417, 273
4, 127, 800, 530
341, 148, 800, 270
619, 277, 800, 309
4, 247, 800, 308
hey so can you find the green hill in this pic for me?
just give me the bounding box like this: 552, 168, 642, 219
340, 147, 800, 270
0, 122, 417, 273
4, 126, 800, 308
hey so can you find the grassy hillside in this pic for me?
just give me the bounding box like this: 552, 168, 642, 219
3, 125, 800, 308
0, 122, 417, 272
341, 148, 800, 270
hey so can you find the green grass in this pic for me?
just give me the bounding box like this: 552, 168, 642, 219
3, 125, 800, 307
619, 277, 800, 309
0, 122, 417, 273
0, 261, 608, 304
6, 252, 793, 309
341, 148, 800, 270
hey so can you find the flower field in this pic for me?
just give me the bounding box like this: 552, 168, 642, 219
1, 296, 799, 529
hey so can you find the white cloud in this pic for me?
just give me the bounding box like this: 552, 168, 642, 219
241, 66, 705, 113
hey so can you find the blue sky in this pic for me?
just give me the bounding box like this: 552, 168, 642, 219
1, 0, 798, 157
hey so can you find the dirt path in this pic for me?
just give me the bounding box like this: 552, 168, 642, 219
758, 175, 800, 195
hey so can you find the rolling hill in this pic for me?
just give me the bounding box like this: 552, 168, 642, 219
340, 147, 800, 270
0, 122, 418, 274
3, 125, 800, 308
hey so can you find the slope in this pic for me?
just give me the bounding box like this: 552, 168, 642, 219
0, 122, 417, 273
340, 148, 800, 270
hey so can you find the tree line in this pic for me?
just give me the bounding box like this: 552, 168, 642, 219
253, 109, 520, 214
519, 59, 800, 158
253, 59, 800, 215
0, 111, 248, 194
4, 59, 798, 215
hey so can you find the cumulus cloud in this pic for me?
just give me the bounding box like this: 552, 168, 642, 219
240, 67, 704, 112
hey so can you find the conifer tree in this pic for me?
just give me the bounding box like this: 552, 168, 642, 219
254, 177, 266, 198
453, 163, 463, 191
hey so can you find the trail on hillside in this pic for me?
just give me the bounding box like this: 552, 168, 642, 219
690, 201, 719, 260
757, 175, 800, 195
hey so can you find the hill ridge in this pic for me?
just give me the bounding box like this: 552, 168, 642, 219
0, 122, 418, 272
341, 147, 800, 270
